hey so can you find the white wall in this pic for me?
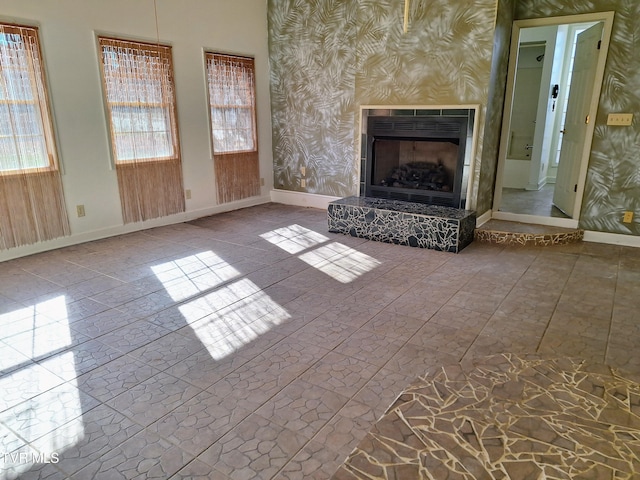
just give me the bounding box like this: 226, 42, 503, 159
0, 0, 273, 261
503, 44, 543, 189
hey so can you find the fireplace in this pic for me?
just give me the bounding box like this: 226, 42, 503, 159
328, 108, 477, 253
363, 113, 469, 208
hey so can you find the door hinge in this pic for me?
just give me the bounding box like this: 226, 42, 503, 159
597, 40, 602, 50
574, 184, 578, 193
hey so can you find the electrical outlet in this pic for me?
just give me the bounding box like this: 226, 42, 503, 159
623, 211, 634, 223
607, 113, 633, 126
300, 166, 306, 176
185, 189, 192, 200
300, 178, 306, 188
76, 205, 85, 217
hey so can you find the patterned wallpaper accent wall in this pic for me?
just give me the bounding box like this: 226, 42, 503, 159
353, 1, 496, 106
268, 0, 500, 206
516, 1, 640, 235
268, 0, 357, 196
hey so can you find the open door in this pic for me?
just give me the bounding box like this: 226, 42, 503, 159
552, 22, 604, 217
492, 12, 614, 227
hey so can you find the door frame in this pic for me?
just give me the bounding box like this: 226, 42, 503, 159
492, 11, 615, 228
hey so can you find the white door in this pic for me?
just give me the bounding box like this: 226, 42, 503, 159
553, 22, 603, 216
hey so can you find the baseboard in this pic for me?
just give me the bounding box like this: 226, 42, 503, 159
476, 210, 492, 227
0, 195, 271, 262
270, 189, 342, 210
525, 180, 546, 191
584, 230, 640, 248
184, 195, 272, 222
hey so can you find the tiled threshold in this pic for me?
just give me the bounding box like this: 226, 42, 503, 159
475, 219, 584, 246
333, 353, 640, 479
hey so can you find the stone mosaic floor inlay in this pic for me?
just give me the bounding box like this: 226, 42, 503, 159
475, 219, 584, 247
332, 353, 640, 479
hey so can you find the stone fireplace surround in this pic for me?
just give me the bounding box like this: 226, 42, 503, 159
327, 107, 477, 253
327, 196, 476, 253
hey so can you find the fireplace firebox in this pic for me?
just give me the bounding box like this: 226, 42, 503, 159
364, 115, 468, 208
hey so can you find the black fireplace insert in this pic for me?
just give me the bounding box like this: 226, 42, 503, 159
364, 115, 468, 208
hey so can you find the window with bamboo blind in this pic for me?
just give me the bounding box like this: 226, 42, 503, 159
0, 23, 69, 249
206, 53, 260, 204
98, 36, 184, 223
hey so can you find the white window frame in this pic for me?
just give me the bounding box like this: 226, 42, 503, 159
0, 23, 58, 175
205, 52, 258, 155
98, 36, 180, 165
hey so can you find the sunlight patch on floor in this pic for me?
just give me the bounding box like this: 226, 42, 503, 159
180, 278, 290, 360
152, 251, 241, 301
0, 297, 84, 477
298, 243, 381, 283
261, 224, 381, 284
260, 224, 329, 254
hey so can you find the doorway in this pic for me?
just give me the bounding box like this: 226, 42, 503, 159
492, 12, 615, 228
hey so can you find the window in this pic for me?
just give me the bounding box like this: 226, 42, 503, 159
0, 24, 57, 173
97, 36, 184, 224
0, 23, 69, 249
205, 53, 260, 204
98, 37, 179, 163
206, 53, 257, 154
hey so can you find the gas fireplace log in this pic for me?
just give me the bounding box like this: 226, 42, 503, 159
380, 161, 450, 191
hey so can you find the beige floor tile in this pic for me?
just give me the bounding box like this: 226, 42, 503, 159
148, 389, 251, 456
198, 413, 307, 480
273, 440, 345, 480
255, 379, 349, 440
312, 400, 378, 455
360, 311, 428, 341
301, 352, 379, 398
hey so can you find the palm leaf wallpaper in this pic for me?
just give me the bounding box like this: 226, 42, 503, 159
268, 0, 502, 205
268, 0, 358, 196
515, 0, 640, 235
353, 0, 497, 106
268, 0, 639, 237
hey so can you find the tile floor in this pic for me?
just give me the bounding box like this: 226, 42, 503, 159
500, 184, 568, 218
0, 203, 639, 479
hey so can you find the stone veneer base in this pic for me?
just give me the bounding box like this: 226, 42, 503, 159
475, 219, 584, 246
327, 196, 476, 253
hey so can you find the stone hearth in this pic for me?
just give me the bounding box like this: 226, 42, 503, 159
327, 196, 476, 253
